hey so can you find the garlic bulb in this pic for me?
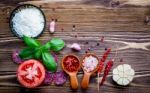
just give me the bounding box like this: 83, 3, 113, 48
112, 64, 135, 86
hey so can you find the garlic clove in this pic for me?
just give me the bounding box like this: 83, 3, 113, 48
128, 69, 135, 76
113, 74, 120, 81
49, 20, 55, 33
123, 72, 128, 78
124, 69, 130, 75
118, 71, 124, 77
117, 78, 123, 85
70, 43, 81, 51
122, 78, 130, 86
113, 68, 118, 75
117, 65, 124, 72
127, 75, 133, 81
123, 64, 131, 71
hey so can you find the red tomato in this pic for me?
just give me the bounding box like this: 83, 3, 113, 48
17, 59, 45, 88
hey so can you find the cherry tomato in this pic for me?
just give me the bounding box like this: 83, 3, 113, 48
17, 59, 45, 88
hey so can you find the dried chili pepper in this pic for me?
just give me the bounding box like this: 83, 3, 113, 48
98, 48, 111, 73
100, 59, 114, 86
98, 62, 104, 73
101, 48, 111, 62
99, 46, 117, 86
97, 48, 111, 90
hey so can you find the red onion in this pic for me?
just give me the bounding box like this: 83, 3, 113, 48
43, 71, 54, 85
53, 71, 67, 86
12, 50, 23, 64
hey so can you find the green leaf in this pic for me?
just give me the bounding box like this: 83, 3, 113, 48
23, 35, 41, 47
19, 47, 35, 59
34, 49, 42, 59
42, 52, 57, 72
50, 38, 65, 52
34, 42, 51, 59
41, 41, 51, 51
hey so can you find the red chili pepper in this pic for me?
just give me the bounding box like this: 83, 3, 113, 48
101, 48, 111, 62
98, 62, 104, 73
100, 60, 113, 86
98, 48, 111, 73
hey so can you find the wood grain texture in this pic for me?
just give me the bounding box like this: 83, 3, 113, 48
0, 0, 150, 93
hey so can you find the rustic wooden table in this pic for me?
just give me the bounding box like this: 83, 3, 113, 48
0, 0, 150, 93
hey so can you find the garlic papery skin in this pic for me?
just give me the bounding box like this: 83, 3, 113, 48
112, 64, 135, 86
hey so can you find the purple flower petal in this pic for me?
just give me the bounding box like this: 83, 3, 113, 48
43, 71, 54, 85
53, 71, 67, 86
12, 50, 23, 64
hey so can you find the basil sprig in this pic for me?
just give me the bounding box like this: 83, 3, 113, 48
50, 38, 65, 52
19, 47, 35, 59
42, 52, 57, 72
19, 36, 65, 72
23, 35, 41, 47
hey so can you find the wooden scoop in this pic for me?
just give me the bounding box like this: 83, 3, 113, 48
81, 53, 99, 89
61, 54, 81, 89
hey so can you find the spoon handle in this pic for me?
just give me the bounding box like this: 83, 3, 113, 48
70, 74, 78, 89
81, 72, 91, 89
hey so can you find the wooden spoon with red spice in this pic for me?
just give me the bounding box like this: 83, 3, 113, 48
81, 53, 99, 89
61, 54, 81, 89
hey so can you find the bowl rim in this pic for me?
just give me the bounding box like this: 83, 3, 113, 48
9, 4, 46, 39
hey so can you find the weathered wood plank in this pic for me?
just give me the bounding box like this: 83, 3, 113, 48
0, 0, 150, 93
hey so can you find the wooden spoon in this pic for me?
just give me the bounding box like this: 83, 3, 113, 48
81, 53, 99, 89
61, 54, 81, 89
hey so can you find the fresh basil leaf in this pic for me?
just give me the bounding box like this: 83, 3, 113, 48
19, 47, 35, 59
23, 35, 41, 47
50, 38, 65, 52
42, 52, 57, 72
34, 49, 42, 59
34, 42, 51, 59
42, 41, 51, 51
